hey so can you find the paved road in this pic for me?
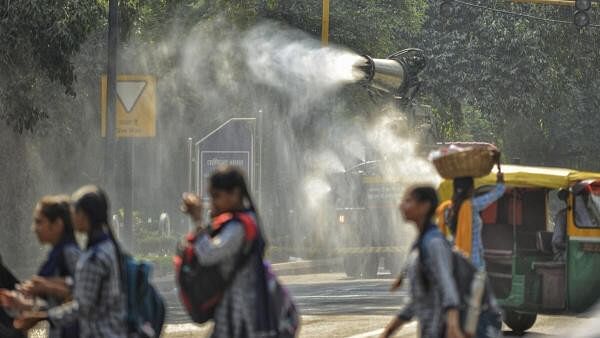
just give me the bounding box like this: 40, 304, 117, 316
161, 273, 407, 324
160, 273, 599, 338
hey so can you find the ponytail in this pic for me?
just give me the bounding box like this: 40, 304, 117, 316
209, 166, 265, 247
449, 177, 474, 234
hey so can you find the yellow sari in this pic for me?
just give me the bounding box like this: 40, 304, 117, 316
436, 200, 473, 258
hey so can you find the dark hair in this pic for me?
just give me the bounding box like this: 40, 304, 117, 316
558, 189, 569, 202
72, 185, 119, 250
210, 166, 267, 252
37, 195, 76, 243
73, 185, 125, 291
408, 185, 439, 222
449, 177, 474, 234
210, 166, 257, 213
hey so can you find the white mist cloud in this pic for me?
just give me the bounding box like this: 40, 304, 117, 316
242, 22, 363, 100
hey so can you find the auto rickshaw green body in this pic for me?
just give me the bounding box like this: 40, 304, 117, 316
439, 165, 600, 332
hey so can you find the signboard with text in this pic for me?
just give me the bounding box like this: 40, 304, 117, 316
196, 119, 255, 197
200, 151, 251, 195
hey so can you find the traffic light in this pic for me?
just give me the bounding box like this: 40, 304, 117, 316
574, 0, 591, 27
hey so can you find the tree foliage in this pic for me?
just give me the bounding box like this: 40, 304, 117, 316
0, 0, 103, 132
410, 2, 600, 169
2, 0, 600, 169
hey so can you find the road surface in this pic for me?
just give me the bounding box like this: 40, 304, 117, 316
160, 272, 599, 337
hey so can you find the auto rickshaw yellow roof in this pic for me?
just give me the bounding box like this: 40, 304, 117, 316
438, 164, 600, 201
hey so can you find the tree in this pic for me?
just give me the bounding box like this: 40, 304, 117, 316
0, 0, 102, 132
410, 1, 600, 169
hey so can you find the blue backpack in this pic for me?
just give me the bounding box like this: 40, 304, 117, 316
121, 255, 166, 338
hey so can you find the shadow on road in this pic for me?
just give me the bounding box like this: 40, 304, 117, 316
161, 276, 406, 323
503, 330, 555, 337
285, 279, 406, 316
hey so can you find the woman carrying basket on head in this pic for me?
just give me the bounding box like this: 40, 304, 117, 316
436, 151, 505, 271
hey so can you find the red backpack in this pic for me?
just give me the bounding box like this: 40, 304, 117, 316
173, 212, 258, 324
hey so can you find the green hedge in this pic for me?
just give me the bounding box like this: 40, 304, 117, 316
136, 235, 179, 256
136, 254, 173, 277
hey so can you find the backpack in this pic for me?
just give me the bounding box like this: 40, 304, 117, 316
173, 212, 258, 324
418, 227, 501, 336
121, 255, 166, 338
264, 262, 300, 338
91, 236, 166, 338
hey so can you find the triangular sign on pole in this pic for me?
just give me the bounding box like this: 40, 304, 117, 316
117, 81, 147, 112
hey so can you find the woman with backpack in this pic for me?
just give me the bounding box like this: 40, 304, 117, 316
12, 186, 128, 337
380, 186, 501, 338
181, 166, 287, 338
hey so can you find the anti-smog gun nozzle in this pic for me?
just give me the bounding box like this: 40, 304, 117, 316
354, 48, 426, 106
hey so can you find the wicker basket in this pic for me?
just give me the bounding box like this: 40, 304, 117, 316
433, 146, 497, 179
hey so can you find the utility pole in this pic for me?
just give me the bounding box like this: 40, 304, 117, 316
321, 0, 330, 46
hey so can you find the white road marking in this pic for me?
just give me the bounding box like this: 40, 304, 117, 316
163, 323, 204, 333
295, 294, 392, 299
345, 322, 416, 338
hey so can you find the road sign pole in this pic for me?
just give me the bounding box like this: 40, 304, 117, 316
122, 139, 134, 250
188, 137, 194, 231
188, 138, 194, 194
104, 0, 118, 217
257, 110, 263, 209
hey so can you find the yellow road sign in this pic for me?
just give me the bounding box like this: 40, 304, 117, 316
101, 75, 156, 138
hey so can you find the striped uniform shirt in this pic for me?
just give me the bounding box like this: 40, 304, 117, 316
48, 239, 127, 338
194, 220, 264, 338
46, 244, 81, 338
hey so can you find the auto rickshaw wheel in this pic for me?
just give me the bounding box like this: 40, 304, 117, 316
503, 310, 537, 334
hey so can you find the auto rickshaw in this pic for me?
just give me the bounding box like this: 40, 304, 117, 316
439, 165, 600, 333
